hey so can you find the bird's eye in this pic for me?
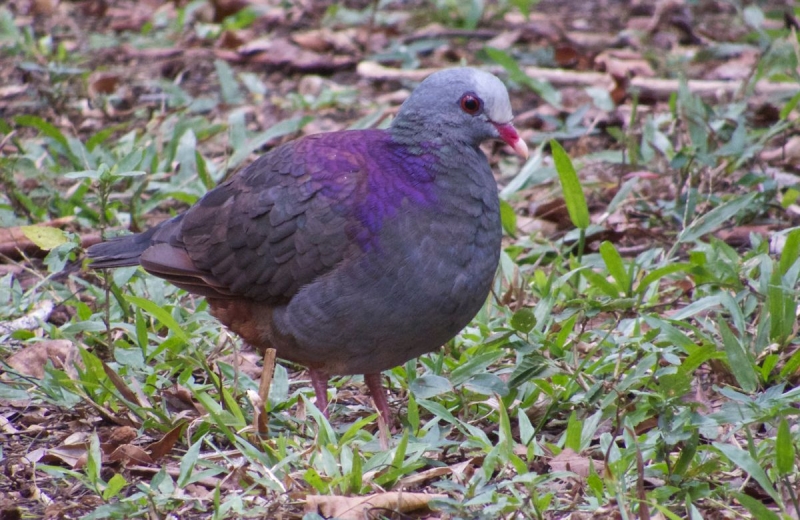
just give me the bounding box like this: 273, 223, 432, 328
459, 94, 481, 115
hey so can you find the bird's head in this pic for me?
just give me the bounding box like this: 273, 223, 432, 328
393, 67, 528, 159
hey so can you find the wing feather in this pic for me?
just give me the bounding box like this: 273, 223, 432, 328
136, 133, 369, 304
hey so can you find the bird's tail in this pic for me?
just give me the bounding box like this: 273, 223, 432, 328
86, 215, 183, 269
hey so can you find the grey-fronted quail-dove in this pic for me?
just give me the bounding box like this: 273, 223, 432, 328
87, 67, 528, 423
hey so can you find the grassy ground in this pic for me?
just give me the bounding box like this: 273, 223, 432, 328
1, 0, 800, 518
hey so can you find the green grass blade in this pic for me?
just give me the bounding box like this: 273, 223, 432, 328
599, 241, 630, 295
778, 228, 800, 275
713, 442, 780, 503
126, 295, 189, 343
677, 193, 757, 243
718, 318, 757, 393
551, 140, 589, 230
775, 418, 795, 475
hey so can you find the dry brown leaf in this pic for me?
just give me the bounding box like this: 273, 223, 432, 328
548, 448, 604, 478
595, 50, 655, 79
107, 2, 165, 32
305, 492, 447, 520
485, 30, 522, 51
516, 215, 558, 237
44, 503, 68, 519
31, 0, 60, 15
102, 362, 143, 408
127, 376, 153, 408
108, 444, 153, 466
760, 136, 800, 163
105, 425, 138, 447
162, 383, 204, 415
623, 170, 661, 180
119, 45, 182, 60
554, 45, 580, 68
210, 0, 248, 22
4, 339, 76, 379
185, 483, 213, 499
324, 29, 362, 55
357, 61, 438, 82
41, 443, 88, 469
239, 37, 355, 72
78, 0, 108, 17
292, 29, 334, 53
531, 198, 571, 229
634, 416, 660, 436
215, 350, 263, 381
0, 414, 19, 434
87, 72, 120, 96
217, 29, 248, 49
716, 225, 772, 248
146, 421, 187, 462
0, 85, 27, 99
395, 465, 453, 489
708, 50, 759, 81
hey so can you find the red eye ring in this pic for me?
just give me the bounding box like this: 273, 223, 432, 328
460, 94, 481, 115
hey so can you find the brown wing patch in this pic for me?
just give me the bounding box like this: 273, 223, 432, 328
140, 244, 235, 299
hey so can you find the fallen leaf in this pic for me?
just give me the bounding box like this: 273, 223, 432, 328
108, 444, 153, 466
4, 339, 76, 379
239, 37, 355, 72
305, 492, 447, 520
357, 61, 437, 82
217, 29, 247, 49
716, 225, 772, 248
760, 136, 800, 163
103, 362, 145, 408
554, 45, 580, 68
531, 198, 571, 228
210, 0, 248, 22
31, 0, 60, 16
291, 29, 334, 53
0, 414, 19, 434
485, 29, 522, 50
162, 383, 204, 415
215, 350, 263, 380
105, 426, 138, 447
88, 72, 120, 96
0, 85, 27, 99
548, 448, 604, 478
41, 443, 88, 469
146, 421, 187, 462
595, 49, 655, 79
707, 50, 759, 80
395, 466, 453, 489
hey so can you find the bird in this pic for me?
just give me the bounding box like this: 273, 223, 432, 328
87, 67, 528, 425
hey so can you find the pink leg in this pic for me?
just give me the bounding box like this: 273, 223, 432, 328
365, 372, 391, 449
309, 369, 330, 417
364, 373, 391, 422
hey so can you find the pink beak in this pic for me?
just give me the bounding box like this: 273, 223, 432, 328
493, 122, 529, 159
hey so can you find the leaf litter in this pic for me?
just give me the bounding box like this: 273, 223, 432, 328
1, 0, 800, 518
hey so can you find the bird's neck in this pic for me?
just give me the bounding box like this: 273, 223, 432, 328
389, 115, 478, 164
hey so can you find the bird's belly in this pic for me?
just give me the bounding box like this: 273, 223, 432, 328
273, 206, 501, 375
